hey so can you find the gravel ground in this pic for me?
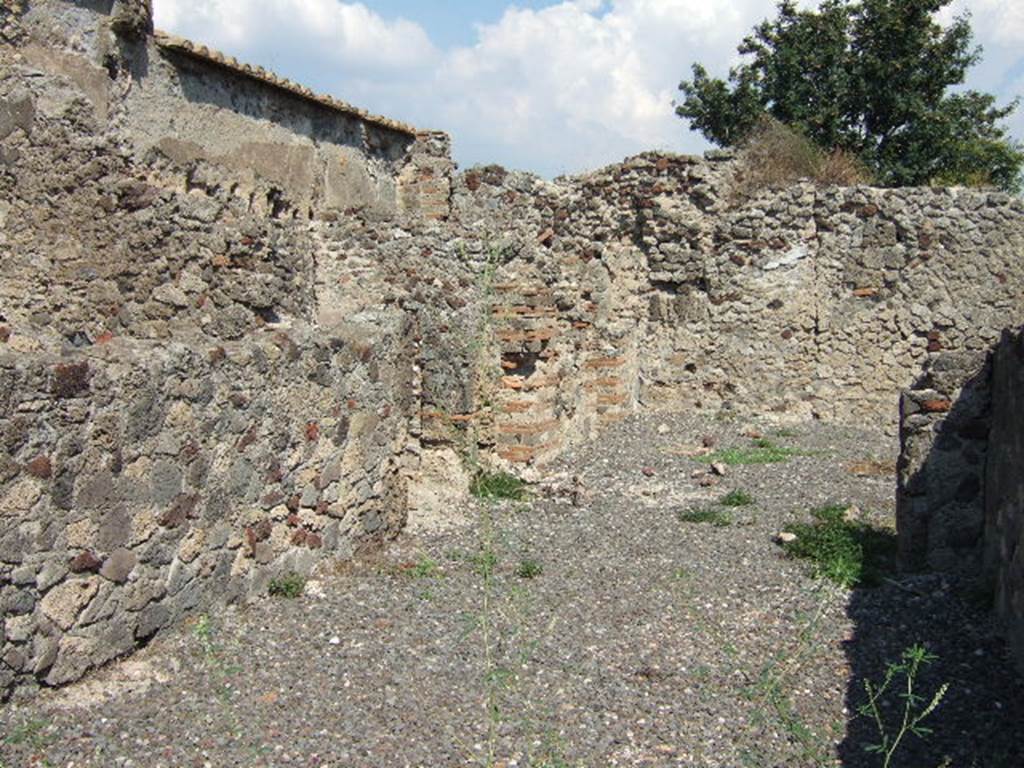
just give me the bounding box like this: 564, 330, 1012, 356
2, 414, 1022, 768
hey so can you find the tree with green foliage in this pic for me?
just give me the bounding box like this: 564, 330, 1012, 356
676, 0, 1023, 191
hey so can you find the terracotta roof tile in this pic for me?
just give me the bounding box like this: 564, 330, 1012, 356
153, 31, 424, 138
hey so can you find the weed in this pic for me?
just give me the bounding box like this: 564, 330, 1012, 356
516, 559, 543, 579
3, 719, 50, 750
477, 501, 502, 765
740, 584, 839, 766
696, 438, 806, 466
471, 470, 528, 501
679, 507, 732, 527
267, 572, 305, 598
535, 757, 576, 768
406, 555, 442, 579
780, 504, 897, 587
858, 644, 950, 768
471, 548, 499, 578
193, 613, 216, 653
720, 489, 755, 507
192, 614, 240, 703
731, 117, 872, 201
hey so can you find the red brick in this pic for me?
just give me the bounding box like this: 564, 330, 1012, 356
502, 402, 533, 414
24, 455, 52, 479
498, 419, 558, 436
497, 446, 535, 463
69, 551, 102, 574
584, 356, 627, 370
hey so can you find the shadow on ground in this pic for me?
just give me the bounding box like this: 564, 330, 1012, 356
840, 576, 1024, 767
840, 362, 1024, 768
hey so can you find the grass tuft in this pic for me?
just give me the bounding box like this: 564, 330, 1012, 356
780, 504, 897, 587
471, 470, 528, 501
516, 559, 543, 579
732, 117, 873, 201
268, 572, 305, 598
679, 507, 733, 527
471, 549, 499, 578
720, 489, 755, 507
696, 438, 806, 466
403, 556, 441, 579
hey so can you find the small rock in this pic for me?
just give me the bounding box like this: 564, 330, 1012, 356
710, 462, 727, 477
304, 580, 326, 599
69, 551, 102, 574
702, 435, 717, 448
641, 466, 656, 477
843, 505, 860, 522
328, 636, 341, 645
777, 532, 798, 544
100, 548, 137, 584
656, 423, 670, 435
699, 476, 718, 488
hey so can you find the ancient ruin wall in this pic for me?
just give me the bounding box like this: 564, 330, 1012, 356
449, 155, 1024, 453
897, 328, 1024, 673
896, 350, 992, 574
4, 0, 1024, 701
16, 0, 450, 221
0, 1, 424, 699
984, 329, 1024, 672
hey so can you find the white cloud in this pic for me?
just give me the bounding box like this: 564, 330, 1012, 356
151, 1, 1023, 177
153, 0, 438, 72
947, 0, 1024, 45
430, 0, 770, 173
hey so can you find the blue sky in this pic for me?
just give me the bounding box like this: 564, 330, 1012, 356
350, 1, 562, 47
154, 1, 1024, 178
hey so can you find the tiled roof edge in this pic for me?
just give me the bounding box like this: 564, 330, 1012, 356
153, 31, 429, 138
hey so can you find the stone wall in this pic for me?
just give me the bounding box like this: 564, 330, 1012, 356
1, 2, 421, 700
5, 0, 1024, 700
984, 329, 1024, 672
896, 351, 992, 573
897, 328, 1024, 673
446, 154, 1024, 459
15, 0, 450, 219
0, 322, 411, 692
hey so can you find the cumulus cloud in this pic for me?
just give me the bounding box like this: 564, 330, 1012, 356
946, 0, 1024, 45
437, 0, 758, 166
153, 0, 438, 72
942, 1, 1024, 141
151, 1, 1023, 177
